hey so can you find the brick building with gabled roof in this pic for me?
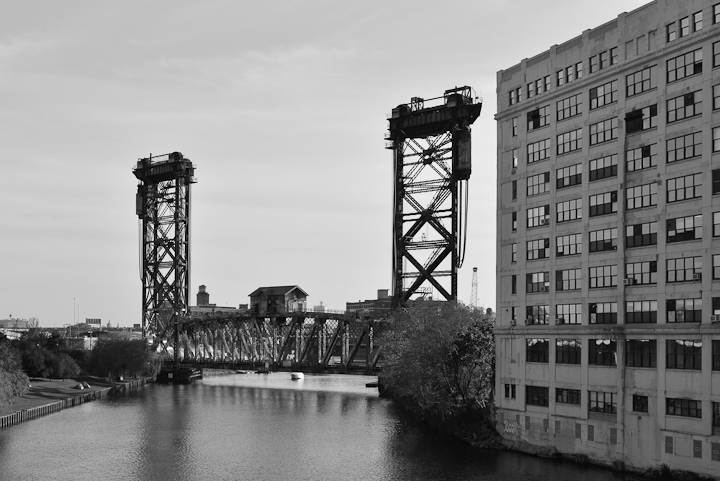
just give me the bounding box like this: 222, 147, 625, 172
249, 285, 308, 315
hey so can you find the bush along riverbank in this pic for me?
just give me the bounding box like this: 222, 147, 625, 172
378, 302, 501, 449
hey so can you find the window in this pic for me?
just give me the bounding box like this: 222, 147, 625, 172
668, 133, 703, 165
511, 211, 517, 231
511, 148, 518, 168
667, 48, 703, 83
667, 173, 702, 202
625, 261, 657, 285
543, 75, 550, 92
590, 118, 618, 145
589, 339, 617, 366
626, 300, 658, 324
527, 106, 549, 131
556, 339, 581, 364
589, 391, 616, 416
557, 93, 582, 121
716, 42, 720, 68
557, 69, 565, 86
667, 22, 677, 42
526, 339, 549, 362
589, 265, 617, 288
557, 128, 582, 155
526, 272, 550, 293
589, 154, 617, 181
509, 90, 516, 106
556, 388, 581, 404
527, 205, 550, 228
556, 304, 581, 324
512, 275, 517, 294
715, 212, 720, 236
511, 117, 518, 136
590, 302, 617, 324
626, 65, 655, 96
590, 55, 598, 73
694, 11, 703, 32
526, 385, 549, 406
626, 105, 657, 134
512, 180, 517, 200
626, 144, 657, 172
556, 269, 581, 291
527, 81, 535, 99
511, 243, 517, 263
667, 299, 702, 323
679, 16, 690, 37
556, 233, 581, 257
526, 238, 550, 260
526, 306, 549, 325
713, 340, 720, 370
667, 398, 702, 418
589, 227, 617, 252
667, 91, 702, 123
527, 139, 550, 163
626, 221, 657, 248
504, 383, 517, 399
716, 4, 720, 24
575, 62, 583, 79
556, 164, 582, 189
527, 172, 550, 196
714, 85, 720, 110
714, 254, 720, 279
633, 395, 649, 413
626, 183, 657, 210
626, 340, 657, 367
667, 214, 702, 243
667, 256, 702, 283
590, 80, 618, 109
589, 191, 617, 216
556, 198, 582, 222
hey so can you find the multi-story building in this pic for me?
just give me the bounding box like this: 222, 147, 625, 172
495, 0, 720, 475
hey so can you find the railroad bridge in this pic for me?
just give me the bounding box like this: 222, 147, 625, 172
175, 310, 385, 373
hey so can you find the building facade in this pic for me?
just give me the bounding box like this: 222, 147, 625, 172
346, 289, 392, 318
495, 0, 720, 475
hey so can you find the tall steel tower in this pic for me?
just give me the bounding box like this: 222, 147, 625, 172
471, 266, 478, 308
386, 87, 482, 308
133, 152, 196, 351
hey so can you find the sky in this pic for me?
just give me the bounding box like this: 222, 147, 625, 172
0, 0, 651, 327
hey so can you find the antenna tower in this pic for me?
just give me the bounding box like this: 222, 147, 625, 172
471, 267, 478, 308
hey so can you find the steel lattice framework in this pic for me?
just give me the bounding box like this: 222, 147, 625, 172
133, 152, 196, 350
386, 87, 482, 308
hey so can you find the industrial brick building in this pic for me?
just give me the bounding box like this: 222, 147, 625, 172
495, 0, 720, 475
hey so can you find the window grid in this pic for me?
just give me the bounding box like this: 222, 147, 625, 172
527, 105, 550, 131
667, 214, 702, 243
528, 139, 551, 163
556, 339, 581, 364
556, 388, 581, 404
526, 238, 550, 261
557, 93, 582, 121
667, 48, 703, 83
626, 66, 655, 97
713, 340, 720, 371
667, 298, 702, 323
511, 243, 517, 263
556, 198, 582, 223
626, 261, 657, 285
667, 398, 702, 418
714, 85, 720, 110
626, 183, 657, 210
590, 80, 618, 110
527, 172, 550, 196
556, 233, 581, 257
526, 385, 549, 406
667, 173, 702, 203
626, 340, 657, 368
556, 164, 582, 189
626, 221, 657, 248
527, 205, 550, 228
714, 127, 720, 152
526, 272, 550, 293
526, 306, 549, 325
626, 105, 657, 133
633, 395, 649, 413
667, 256, 702, 283
557, 129, 582, 155
589, 340, 617, 366
667, 91, 702, 123
667, 340, 702, 369
590, 118, 618, 145
625, 300, 658, 324
589, 191, 617, 216
714, 212, 720, 237
556, 269, 581, 291
589, 154, 617, 181
626, 144, 657, 172
590, 302, 617, 324
590, 265, 617, 288
589, 227, 617, 253
526, 339, 549, 362
556, 304, 581, 324
667, 132, 702, 163
715, 41, 720, 68
589, 391, 617, 414
713, 254, 720, 279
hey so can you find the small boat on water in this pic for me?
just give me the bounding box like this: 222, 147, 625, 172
290, 372, 304, 380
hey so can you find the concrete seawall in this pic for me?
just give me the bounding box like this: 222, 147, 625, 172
0, 378, 150, 429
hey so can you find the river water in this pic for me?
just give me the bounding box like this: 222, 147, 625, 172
0, 373, 641, 481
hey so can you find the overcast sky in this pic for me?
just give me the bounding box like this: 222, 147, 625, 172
0, 0, 650, 327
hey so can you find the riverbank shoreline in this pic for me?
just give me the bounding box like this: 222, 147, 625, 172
0, 375, 150, 429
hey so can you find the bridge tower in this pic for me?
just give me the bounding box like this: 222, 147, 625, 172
386, 87, 482, 308
133, 152, 196, 351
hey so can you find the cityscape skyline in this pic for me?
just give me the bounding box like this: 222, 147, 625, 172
0, 0, 648, 326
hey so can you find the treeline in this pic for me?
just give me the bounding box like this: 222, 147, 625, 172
0, 330, 161, 409
378, 302, 499, 447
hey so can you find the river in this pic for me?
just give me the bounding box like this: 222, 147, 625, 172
0, 373, 642, 480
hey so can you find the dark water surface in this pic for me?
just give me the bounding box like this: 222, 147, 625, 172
0, 373, 641, 481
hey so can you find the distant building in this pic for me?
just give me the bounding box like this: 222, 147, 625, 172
189, 285, 237, 318
197, 285, 210, 306
0, 317, 29, 329
346, 289, 392, 318
249, 286, 308, 315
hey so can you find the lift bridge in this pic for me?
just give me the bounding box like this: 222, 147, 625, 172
133, 86, 480, 374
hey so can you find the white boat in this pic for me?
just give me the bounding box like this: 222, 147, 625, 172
290, 372, 304, 380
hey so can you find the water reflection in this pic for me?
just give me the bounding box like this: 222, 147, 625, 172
0, 374, 641, 481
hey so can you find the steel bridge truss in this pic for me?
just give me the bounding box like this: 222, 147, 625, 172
133, 152, 196, 351
386, 87, 482, 308
177, 313, 382, 373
